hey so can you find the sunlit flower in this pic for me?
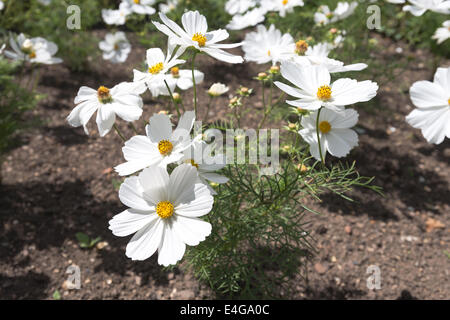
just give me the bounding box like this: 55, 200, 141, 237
299, 108, 359, 160
314, 2, 358, 25
406, 66, 450, 144
152, 10, 243, 64
242, 24, 295, 65
115, 111, 197, 175
403, 0, 450, 16
99, 32, 131, 64
0, 44, 5, 55
180, 139, 229, 195
122, 0, 155, 15
261, 0, 304, 17
0, 1, 4, 10
159, 0, 178, 13
67, 82, 145, 136
432, 20, 450, 44
226, 7, 266, 30
109, 164, 213, 265
4, 33, 63, 64
208, 83, 229, 96
289, 42, 367, 73
225, 0, 257, 15
102, 2, 131, 25
151, 67, 204, 97
274, 62, 378, 112
133, 42, 186, 97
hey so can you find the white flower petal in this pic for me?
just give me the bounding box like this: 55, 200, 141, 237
126, 219, 164, 261
109, 209, 157, 237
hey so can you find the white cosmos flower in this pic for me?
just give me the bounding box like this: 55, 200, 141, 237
225, 0, 257, 15
0, 44, 5, 55
0, 1, 4, 10
121, 0, 156, 15
99, 32, 131, 64
115, 111, 197, 176
385, 0, 405, 3
432, 20, 450, 44
102, 2, 131, 25
150, 67, 204, 97
289, 42, 367, 73
242, 24, 295, 65
133, 42, 186, 97
67, 82, 145, 137
299, 108, 359, 161
152, 10, 244, 64
406, 66, 450, 144
109, 164, 213, 265
226, 7, 266, 30
274, 62, 378, 112
208, 83, 229, 96
4, 34, 63, 64
159, 0, 178, 14
261, 0, 304, 17
403, 0, 450, 16
180, 139, 229, 195
314, 2, 358, 25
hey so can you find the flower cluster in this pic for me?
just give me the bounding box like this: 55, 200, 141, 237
67, 10, 243, 266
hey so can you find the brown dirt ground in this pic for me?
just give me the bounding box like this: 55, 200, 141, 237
0, 31, 449, 300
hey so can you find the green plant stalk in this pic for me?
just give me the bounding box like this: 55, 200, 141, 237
164, 79, 180, 118
191, 51, 198, 116
129, 122, 139, 135
113, 124, 126, 142
316, 107, 325, 164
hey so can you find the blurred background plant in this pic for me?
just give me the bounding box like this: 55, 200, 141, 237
0, 55, 41, 183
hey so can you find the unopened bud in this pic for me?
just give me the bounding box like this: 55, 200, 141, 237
257, 72, 268, 80
269, 66, 280, 74
172, 92, 181, 102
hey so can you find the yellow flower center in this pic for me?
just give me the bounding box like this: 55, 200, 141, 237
317, 85, 332, 101
156, 201, 174, 219
158, 140, 173, 155
192, 33, 207, 47
185, 159, 199, 168
97, 86, 112, 103
282, 0, 288, 5
29, 51, 36, 59
149, 62, 164, 74
171, 67, 180, 78
319, 121, 331, 134
133, 0, 140, 4
267, 50, 271, 56
448, 98, 450, 105
295, 40, 308, 55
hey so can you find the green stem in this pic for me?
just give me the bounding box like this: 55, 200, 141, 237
316, 107, 325, 164
113, 124, 126, 142
164, 79, 180, 118
191, 51, 198, 115
129, 122, 139, 135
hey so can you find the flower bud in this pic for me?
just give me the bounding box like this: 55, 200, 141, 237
269, 66, 280, 74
